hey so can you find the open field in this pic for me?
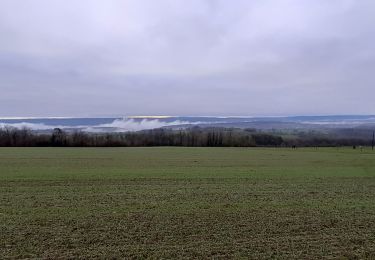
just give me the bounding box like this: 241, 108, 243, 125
1, 147, 375, 258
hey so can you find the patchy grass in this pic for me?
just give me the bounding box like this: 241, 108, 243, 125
1, 147, 375, 258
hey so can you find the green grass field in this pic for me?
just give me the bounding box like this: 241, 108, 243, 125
1, 147, 375, 259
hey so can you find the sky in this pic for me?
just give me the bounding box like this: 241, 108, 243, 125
0, 0, 374, 117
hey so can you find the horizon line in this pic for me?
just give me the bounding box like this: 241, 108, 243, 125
0, 114, 375, 120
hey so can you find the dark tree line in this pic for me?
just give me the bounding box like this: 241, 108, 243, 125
0, 126, 372, 147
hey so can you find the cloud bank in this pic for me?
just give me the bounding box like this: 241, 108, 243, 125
97, 118, 189, 132
0, 118, 190, 132
0, 0, 375, 116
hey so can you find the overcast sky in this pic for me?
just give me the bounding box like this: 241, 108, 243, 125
1, 0, 374, 117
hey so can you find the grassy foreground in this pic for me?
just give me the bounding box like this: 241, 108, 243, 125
1, 147, 375, 259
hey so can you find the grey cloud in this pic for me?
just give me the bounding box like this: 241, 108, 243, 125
0, 0, 374, 116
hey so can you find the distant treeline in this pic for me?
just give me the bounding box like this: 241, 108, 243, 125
0, 126, 373, 147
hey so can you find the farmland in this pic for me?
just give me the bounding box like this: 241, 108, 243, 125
1, 147, 375, 258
